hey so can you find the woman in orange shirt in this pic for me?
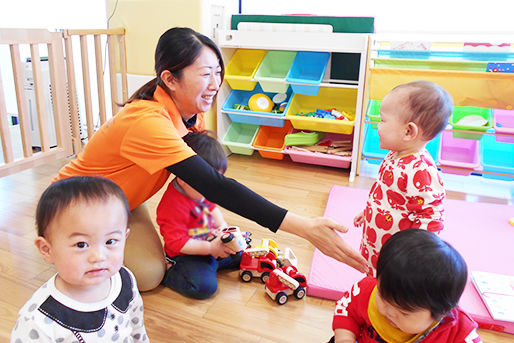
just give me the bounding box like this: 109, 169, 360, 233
55, 27, 367, 291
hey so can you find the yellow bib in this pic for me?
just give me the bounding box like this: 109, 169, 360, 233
367, 287, 435, 343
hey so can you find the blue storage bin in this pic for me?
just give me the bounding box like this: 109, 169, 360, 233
362, 124, 440, 165
221, 84, 292, 127
426, 135, 441, 164
286, 51, 330, 96
480, 134, 514, 181
362, 123, 388, 165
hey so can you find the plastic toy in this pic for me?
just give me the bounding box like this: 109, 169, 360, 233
239, 239, 279, 283
277, 247, 298, 268
220, 226, 251, 252
455, 115, 488, 127
284, 131, 325, 146
265, 265, 307, 305
248, 93, 274, 112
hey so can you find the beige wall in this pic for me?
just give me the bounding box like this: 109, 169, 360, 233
107, 0, 218, 130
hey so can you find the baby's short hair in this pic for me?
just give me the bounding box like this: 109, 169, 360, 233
392, 81, 453, 140
183, 130, 227, 173
36, 176, 130, 237
377, 229, 467, 319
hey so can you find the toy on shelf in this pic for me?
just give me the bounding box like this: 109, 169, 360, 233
288, 137, 352, 156
233, 93, 288, 114
239, 239, 279, 283
265, 265, 307, 305
294, 108, 353, 121
220, 226, 251, 252
284, 131, 325, 146
248, 93, 274, 112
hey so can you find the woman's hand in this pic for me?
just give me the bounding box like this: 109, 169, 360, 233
279, 212, 368, 274
353, 211, 364, 227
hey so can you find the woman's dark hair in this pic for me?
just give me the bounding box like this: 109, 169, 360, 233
377, 229, 468, 319
126, 27, 225, 103
183, 130, 227, 174
36, 176, 130, 237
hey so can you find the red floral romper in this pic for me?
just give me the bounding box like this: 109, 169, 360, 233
361, 150, 445, 276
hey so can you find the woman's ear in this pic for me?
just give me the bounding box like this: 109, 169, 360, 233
160, 70, 176, 91
404, 122, 419, 141
35, 237, 54, 264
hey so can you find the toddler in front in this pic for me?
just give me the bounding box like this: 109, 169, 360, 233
11, 176, 148, 342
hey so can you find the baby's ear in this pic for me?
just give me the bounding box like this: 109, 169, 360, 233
34, 237, 54, 264
404, 122, 420, 141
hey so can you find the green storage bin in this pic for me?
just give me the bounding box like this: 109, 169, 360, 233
450, 106, 492, 140
254, 50, 297, 93
222, 122, 260, 155
225, 49, 267, 90
366, 99, 381, 128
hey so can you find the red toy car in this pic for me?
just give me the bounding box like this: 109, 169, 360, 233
239, 248, 277, 283
265, 265, 307, 305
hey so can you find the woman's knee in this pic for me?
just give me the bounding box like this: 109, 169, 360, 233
130, 259, 166, 292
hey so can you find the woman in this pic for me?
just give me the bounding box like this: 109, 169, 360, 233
55, 27, 367, 291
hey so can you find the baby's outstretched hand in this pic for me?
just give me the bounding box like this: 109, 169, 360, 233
210, 235, 236, 259
354, 211, 364, 227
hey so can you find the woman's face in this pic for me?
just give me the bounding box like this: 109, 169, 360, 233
167, 46, 222, 119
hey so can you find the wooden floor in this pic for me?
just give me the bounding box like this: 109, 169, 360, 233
0, 154, 513, 342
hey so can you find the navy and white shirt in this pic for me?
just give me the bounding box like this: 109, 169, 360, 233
11, 267, 148, 342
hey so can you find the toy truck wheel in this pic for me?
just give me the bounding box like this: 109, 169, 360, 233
241, 271, 253, 282
276, 292, 289, 305
260, 271, 270, 283
294, 286, 306, 299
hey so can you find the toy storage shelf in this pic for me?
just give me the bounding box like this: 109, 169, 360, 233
358, 37, 514, 181
216, 29, 369, 181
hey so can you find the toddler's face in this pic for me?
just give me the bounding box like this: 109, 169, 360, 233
375, 288, 434, 334
377, 89, 411, 152
40, 196, 129, 294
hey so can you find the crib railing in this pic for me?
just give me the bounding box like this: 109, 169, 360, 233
0, 29, 71, 176
63, 28, 127, 152
0, 28, 127, 177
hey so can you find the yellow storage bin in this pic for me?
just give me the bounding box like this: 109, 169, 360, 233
285, 87, 357, 134
225, 49, 267, 90
369, 67, 514, 109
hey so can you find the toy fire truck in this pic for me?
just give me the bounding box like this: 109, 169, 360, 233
265, 265, 307, 305
239, 239, 278, 283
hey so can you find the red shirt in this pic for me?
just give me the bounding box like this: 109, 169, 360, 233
333, 277, 482, 343
156, 180, 216, 257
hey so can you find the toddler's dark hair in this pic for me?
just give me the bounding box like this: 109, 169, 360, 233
392, 81, 453, 140
36, 176, 130, 237
183, 130, 227, 173
377, 229, 467, 319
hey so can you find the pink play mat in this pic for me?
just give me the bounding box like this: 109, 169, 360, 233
307, 185, 514, 334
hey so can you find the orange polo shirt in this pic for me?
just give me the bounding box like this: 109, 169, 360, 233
55, 85, 205, 210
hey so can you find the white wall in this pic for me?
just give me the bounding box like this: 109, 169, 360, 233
0, 0, 108, 131
241, 0, 514, 35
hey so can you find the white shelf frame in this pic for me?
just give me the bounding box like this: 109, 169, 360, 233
216, 29, 370, 182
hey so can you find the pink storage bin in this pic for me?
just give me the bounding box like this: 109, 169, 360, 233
439, 131, 480, 176
285, 131, 352, 169
493, 109, 514, 143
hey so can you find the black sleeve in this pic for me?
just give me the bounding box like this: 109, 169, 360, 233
166, 155, 287, 232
